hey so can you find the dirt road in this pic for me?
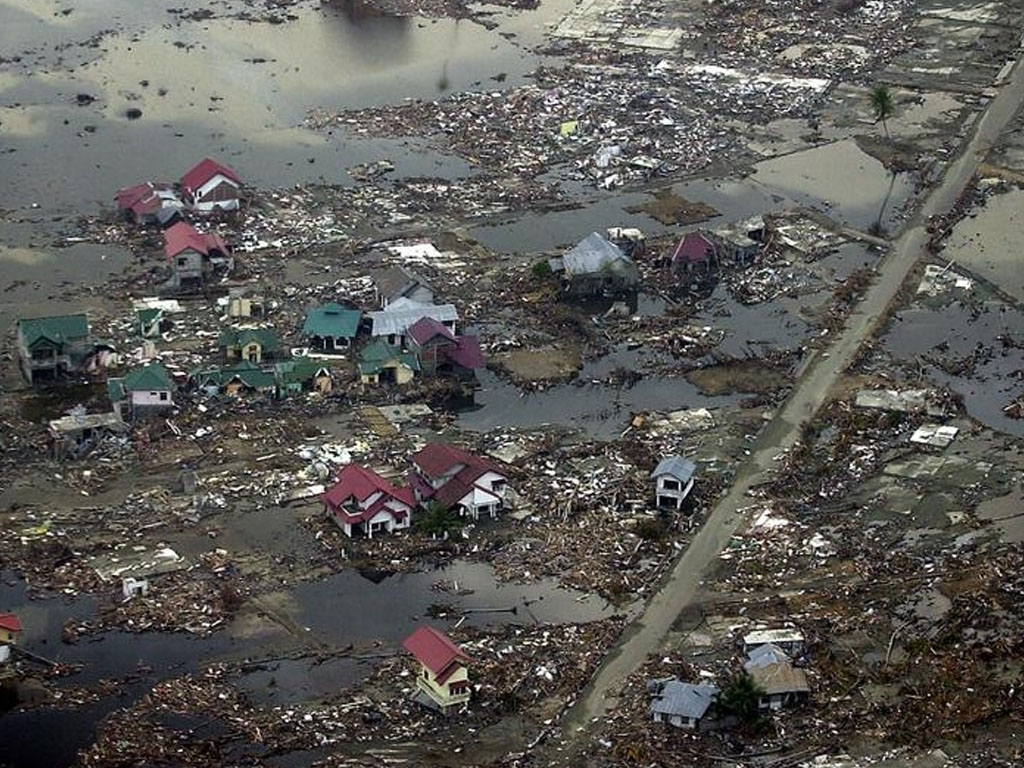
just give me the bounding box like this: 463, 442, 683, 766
557, 54, 1024, 749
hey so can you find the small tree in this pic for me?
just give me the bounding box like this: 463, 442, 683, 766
869, 84, 894, 139
717, 672, 765, 723
532, 259, 553, 280
416, 502, 463, 538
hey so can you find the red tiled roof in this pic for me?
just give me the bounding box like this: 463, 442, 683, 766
445, 335, 485, 370
0, 612, 23, 633
672, 232, 715, 265
163, 222, 228, 259
411, 442, 490, 480
181, 157, 241, 194
324, 464, 416, 522
403, 626, 469, 679
408, 316, 456, 347
115, 182, 154, 210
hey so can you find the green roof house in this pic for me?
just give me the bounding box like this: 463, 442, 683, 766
359, 340, 419, 386
275, 359, 334, 397
219, 327, 281, 364
302, 304, 362, 353
190, 361, 276, 396
17, 313, 91, 384
108, 362, 174, 419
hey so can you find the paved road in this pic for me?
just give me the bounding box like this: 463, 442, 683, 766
556, 53, 1024, 750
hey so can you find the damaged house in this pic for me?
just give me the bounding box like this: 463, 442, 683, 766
17, 313, 92, 384
368, 298, 458, 348
403, 626, 471, 714
163, 222, 233, 291
410, 443, 509, 521
181, 157, 242, 213
651, 455, 696, 509
372, 265, 434, 308
551, 232, 639, 296
115, 181, 184, 226
48, 407, 128, 460
406, 317, 486, 378
323, 464, 416, 538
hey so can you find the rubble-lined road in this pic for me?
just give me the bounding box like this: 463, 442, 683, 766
557, 51, 1024, 751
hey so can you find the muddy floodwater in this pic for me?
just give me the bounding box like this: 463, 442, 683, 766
884, 303, 1024, 438
0, 0, 558, 211
0, 560, 622, 767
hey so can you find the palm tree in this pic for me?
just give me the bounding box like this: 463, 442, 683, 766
870, 84, 894, 139
416, 502, 462, 538
717, 673, 765, 723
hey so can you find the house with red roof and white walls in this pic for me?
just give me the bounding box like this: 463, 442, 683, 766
181, 157, 242, 213
403, 626, 471, 713
409, 443, 509, 521
323, 464, 416, 538
0, 611, 23, 666
114, 181, 184, 226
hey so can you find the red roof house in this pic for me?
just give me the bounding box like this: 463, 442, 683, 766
408, 316, 456, 347
0, 611, 23, 643
446, 335, 485, 372
403, 626, 471, 712
115, 182, 183, 225
323, 463, 416, 538
410, 443, 509, 521
671, 231, 717, 272
163, 222, 232, 290
181, 158, 242, 213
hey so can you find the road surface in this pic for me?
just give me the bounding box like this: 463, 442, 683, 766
556, 51, 1024, 750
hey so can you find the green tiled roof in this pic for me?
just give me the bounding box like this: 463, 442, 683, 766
302, 304, 361, 339
194, 361, 276, 390
121, 362, 173, 392
358, 340, 420, 376
18, 314, 89, 349
275, 359, 330, 386
218, 327, 281, 352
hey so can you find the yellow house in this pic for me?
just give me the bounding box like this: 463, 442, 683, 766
359, 340, 420, 386
219, 328, 281, 364
403, 626, 471, 713
0, 612, 23, 645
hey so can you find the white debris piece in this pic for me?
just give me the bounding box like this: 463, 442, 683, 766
910, 424, 959, 448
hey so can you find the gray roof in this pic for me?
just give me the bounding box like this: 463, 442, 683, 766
373, 265, 432, 301
562, 232, 633, 276
744, 643, 791, 672
651, 455, 696, 483
649, 680, 718, 719
368, 298, 458, 338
